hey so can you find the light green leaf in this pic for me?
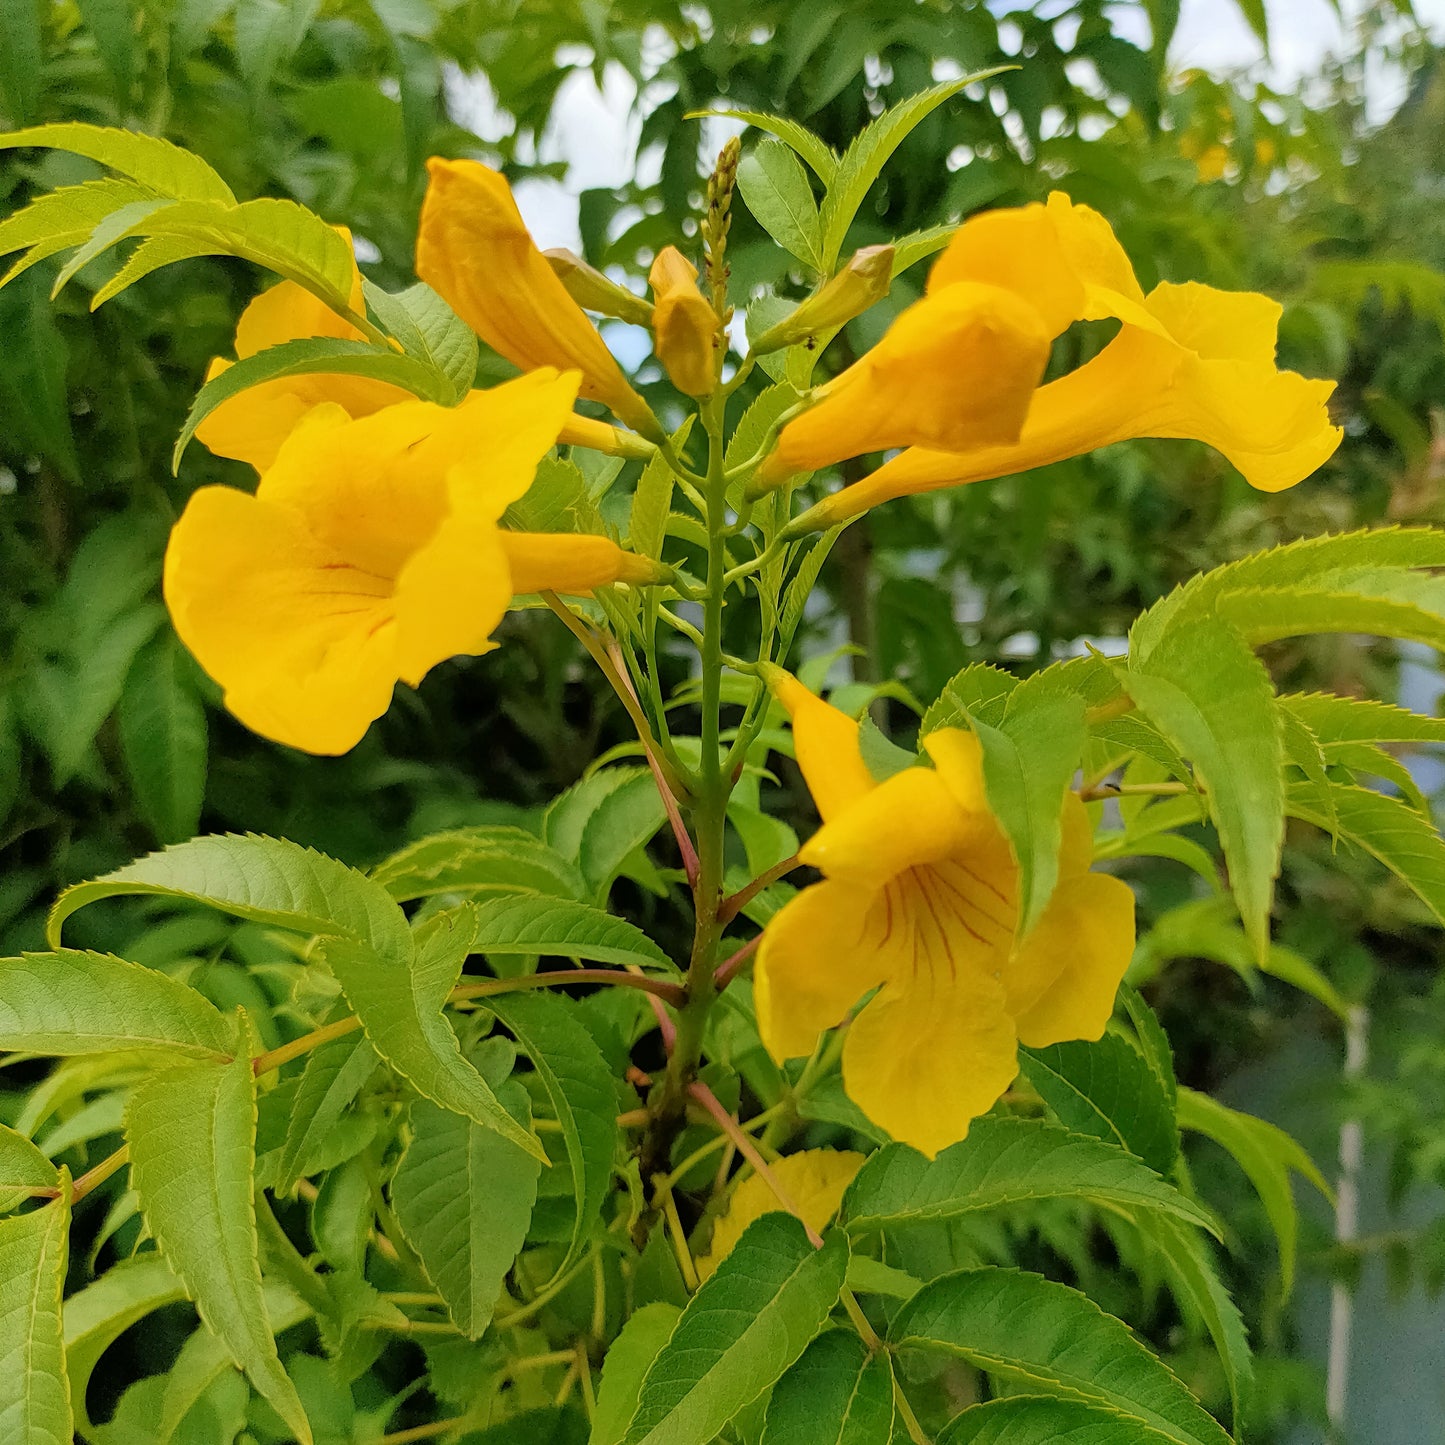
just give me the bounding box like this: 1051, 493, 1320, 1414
567, 770, 668, 899
818, 70, 1007, 267
89, 233, 231, 307
391, 1094, 541, 1337
118, 633, 207, 845
319, 908, 542, 1160
891, 1269, 1230, 1445
126, 1048, 312, 1444
173, 335, 454, 468
1176, 1087, 1330, 1296
683, 109, 838, 185
738, 139, 823, 271
1282, 691, 1445, 746
503, 454, 604, 535
889, 223, 958, 277
0, 950, 233, 1059
920, 663, 1017, 735
0, 1184, 71, 1445
362, 279, 477, 399
762, 1329, 893, 1445
485, 991, 619, 1274
591, 1303, 680, 1445
1319, 741, 1430, 815
371, 826, 586, 904
940, 1397, 1182, 1444
469, 893, 674, 972
621, 1215, 849, 1445
273, 1029, 377, 1193
0, 1122, 60, 1213
0, 180, 154, 284
845, 1256, 922, 1300
0, 123, 235, 202
1021, 1033, 1179, 1176
1210, 585, 1445, 652
842, 1119, 1209, 1236
50, 832, 411, 959
631, 420, 694, 560
1126, 616, 1283, 958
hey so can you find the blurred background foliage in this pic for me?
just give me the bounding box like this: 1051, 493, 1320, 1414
3, 0, 1445, 1439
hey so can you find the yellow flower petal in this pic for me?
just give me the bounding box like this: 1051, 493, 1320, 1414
649, 246, 717, 397
767, 671, 875, 823
498, 532, 665, 595
416, 158, 656, 436
695, 1150, 865, 1279
1008, 872, 1137, 1047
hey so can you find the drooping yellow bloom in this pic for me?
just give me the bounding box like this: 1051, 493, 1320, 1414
416, 158, 658, 438
777, 193, 1341, 529
754, 673, 1136, 1158
648, 247, 717, 397
695, 1150, 864, 1279
165, 370, 665, 755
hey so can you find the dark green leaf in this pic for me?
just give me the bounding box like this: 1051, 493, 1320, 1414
118, 633, 208, 844
762, 1329, 893, 1445
273, 1029, 378, 1193
940, 1397, 1181, 1444
371, 827, 586, 904
469, 893, 674, 971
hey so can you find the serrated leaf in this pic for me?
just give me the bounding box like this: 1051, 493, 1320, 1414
0, 179, 154, 280
89, 232, 227, 307
684, 109, 837, 185
1281, 691, 1445, 746
1126, 616, 1283, 958
126, 1048, 312, 1444
968, 673, 1087, 934
889, 223, 958, 277
0, 123, 235, 202
174, 335, 454, 468
0, 1184, 71, 1445
469, 893, 674, 971
738, 139, 823, 271
391, 1093, 540, 1337
842, 1119, 1207, 1236
1021, 1033, 1179, 1175
621, 1215, 848, 1445
545, 769, 673, 904
631, 419, 694, 560
921, 664, 1017, 735
761, 1329, 893, 1445
371, 827, 586, 903
1176, 1087, 1329, 1297
118, 633, 207, 845
49, 832, 411, 958
1210, 585, 1445, 652
817, 70, 1006, 267
591, 1303, 680, 1445
362, 279, 478, 399
940, 1397, 1181, 1444
320, 908, 542, 1160
0, 1122, 60, 1213
274, 1029, 378, 1193
0, 950, 234, 1059
1287, 778, 1445, 925
484, 991, 619, 1275
503, 454, 604, 535
891, 1269, 1230, 1445
1119, 986, 1177, 1111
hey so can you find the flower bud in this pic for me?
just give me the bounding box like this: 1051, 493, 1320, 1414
544, 248, 656, 329
749, 245, 895, 354
649, 247, 719, 398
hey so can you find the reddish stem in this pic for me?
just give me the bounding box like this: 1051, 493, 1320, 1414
713, 933, 760, 990
718, 853, 800, 925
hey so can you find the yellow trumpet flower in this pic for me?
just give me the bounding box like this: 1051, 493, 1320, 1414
777, 193, 1341, 530
417, 158, 659, 439
164, 370, 666, 756
648, 246, 718, 398
753, 672, 1136, 1158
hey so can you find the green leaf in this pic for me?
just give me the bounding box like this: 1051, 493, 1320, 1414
485, 991, 619, 1274
1319, 740, 1430, 815
1176, 1087, 1330, 1296
88, 232, 230, 307
1118, 986, 1178, 1112
391, 1094, 541, 1337
468, 893, 674, 972
1282, 691, 1445, 746
126, 1047, 313, 1444
0, 1122, 60, 1212
1125, 616, 1283, 958
0, 123, 235, 201
320, 907, 543, 1161
371, 827, 586, 904
503, 455, 604, 535
1021, 1033, 1179, 1176
0, 950, 234, 1059
631, 423, 692, 561
968, 673, 1087, 934
50, 832, 411, 958
684, 109, 838, 185
891, 1269, 1231, 1445
118, 633, 208, 845
1287, 778, 1445, 925
591, 1304, 681, 1445
561, 770, 668, 900
921, 663, 1017, 735
362, 279, 478, 399
889, 223, 958, 277
173, 335, 454, 467
0, 1185, 71, 1445
0, 272, 80, 478
738, 139, 823, 271
621, 1215, 849, 1445
273, 1029, 378, 1193
1209, 585, 1445, 652
817, 70, 1007, 268
74, 0, 136, 104
842, 1119, 1209, 1237
0, 180, 154, 283
940, 1397, 1182, 1444
762, 1329, 893, 1445
0, 0, 43, 124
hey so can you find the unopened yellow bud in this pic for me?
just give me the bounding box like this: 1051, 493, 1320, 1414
649, 247, 718, 398
557, 413, 657, 461
544, 248, 656, 329
749, 245, 895, 354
